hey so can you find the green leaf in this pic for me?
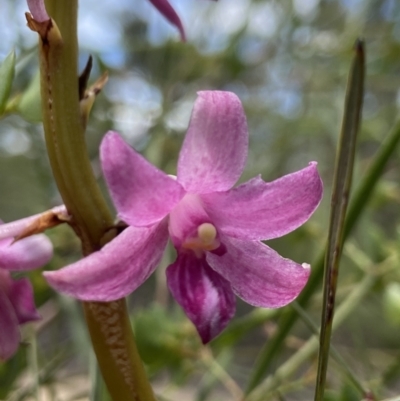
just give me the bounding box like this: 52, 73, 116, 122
314, 38, 365, 401
0, 50, 16, 116
16, 72, 42, 122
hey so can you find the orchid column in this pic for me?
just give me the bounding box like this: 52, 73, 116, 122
26, 0, 156, 400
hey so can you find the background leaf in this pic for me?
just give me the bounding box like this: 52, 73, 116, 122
0, 50, 15, 116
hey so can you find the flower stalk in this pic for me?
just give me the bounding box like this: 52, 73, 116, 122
26, 0, 112, 251
27, 0, 156, 399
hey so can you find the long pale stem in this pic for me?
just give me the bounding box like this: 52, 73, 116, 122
27, 1, 156, 399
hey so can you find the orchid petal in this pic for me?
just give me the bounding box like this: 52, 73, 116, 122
101, 131, 185, 227
177, 91, 248, 194
202, 162, 323, 240
207, 237, 310, 308
0, 234, 53, 271
8, 278, 40, 324
147, 0, 186, 41
0, 288, 19, 361
0, 237, 13, 248
166, 252, 236, 343
44, 221, 169, 301
27, 0, 49, 22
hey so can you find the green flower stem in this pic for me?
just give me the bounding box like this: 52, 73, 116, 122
40, 0, 112, 251
84, 300, 156, 401
28, 1, 157, 400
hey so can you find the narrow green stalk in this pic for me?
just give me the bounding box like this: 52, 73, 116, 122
28, 1, 157, 400
246, 51, 400, 395
314, 39, 365, 401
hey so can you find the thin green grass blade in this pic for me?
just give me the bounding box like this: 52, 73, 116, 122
314, 39, 365, 401
246, 41, 400, 393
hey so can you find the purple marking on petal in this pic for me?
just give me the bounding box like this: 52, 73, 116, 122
166, 252, 236, 343
207, 236, 310, 308
8, 278, 40, 324
0, 287, 20, 361
201, 162, 323, 241
0, 234, 53, 271
101, 131, 185, 227
27, 0, 50, 22
147, 0, 186, 41
44, 220, 169, 301
177, 91, 248, 194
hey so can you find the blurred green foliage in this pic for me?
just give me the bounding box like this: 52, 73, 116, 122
1, 0, 400, 400
0, 51, 15, 116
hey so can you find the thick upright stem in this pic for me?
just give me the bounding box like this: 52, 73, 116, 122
41, 0, 112, 251
28, 1, 157, 399
84, 300, 156, 401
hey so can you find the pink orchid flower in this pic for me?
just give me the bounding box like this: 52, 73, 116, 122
45, 91, 323, 343
27, 0, 217, 41
0, 224, 53, 360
